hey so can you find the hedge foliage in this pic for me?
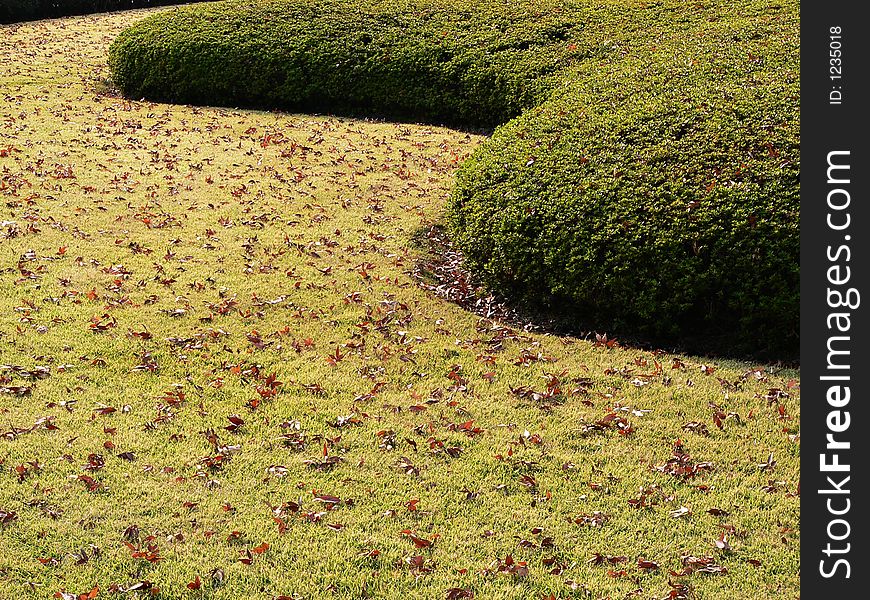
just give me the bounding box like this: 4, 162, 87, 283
109, 0, 800, 357
109, 0, 608, 127
448, 2, 800, 357
0, 1, 211, 24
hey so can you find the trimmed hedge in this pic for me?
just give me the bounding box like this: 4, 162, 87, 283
448, 3, 800, 357
109, 0, 604, 128
0, 1, 210, 24
109, 0, 800, 357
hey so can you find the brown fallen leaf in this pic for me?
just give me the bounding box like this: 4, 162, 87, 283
252, 542, 270, 554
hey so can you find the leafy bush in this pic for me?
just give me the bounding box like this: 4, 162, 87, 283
109, 0, 607, 128
448, 3, 800, 357
109, 0, 799, 357
0, 1, 211, 24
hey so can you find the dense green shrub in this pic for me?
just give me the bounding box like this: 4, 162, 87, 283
448, 3, 800, 357
0, 1, 210, 24
109, 0, 606, 128
109, 0, 800, 357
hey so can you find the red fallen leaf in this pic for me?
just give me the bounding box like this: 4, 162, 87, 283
301, 511, 326, 523
445, 588, 474, 599
186, 576, 201, 590
607, 569, 628, 578
77, 475, 101, 492
402, 554, 424, 569
239, 548, 254, 564
747, 558, 762, 567
273, 517, 287, 534
518, 474, 537, 489
637, 559, 659, 570
326, 523, 345, 531
589, 553, 627, 566
445, 443, 466, 458
325, 346, 345, 365
406, 499, 420, 512
594, 333, 619, 349
252, 542, 270, 554
401, 530, 438, 549
75, 586, 99, 600
664, 581, 693, 598
313, 493, 341, 507
706, 507, 729, 517
409, 536, 433, 549
54, 592, 76, 600
681, 554, 728, 575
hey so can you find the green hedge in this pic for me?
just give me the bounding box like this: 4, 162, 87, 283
109, 0, 603, 128
449, 3, 799, 357
0, 1, 210, 24
109, 0, 800, 357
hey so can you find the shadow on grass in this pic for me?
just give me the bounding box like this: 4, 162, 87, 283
409, 222, 799, 367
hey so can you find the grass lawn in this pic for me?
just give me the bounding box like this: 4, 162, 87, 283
0, 7, 799, 599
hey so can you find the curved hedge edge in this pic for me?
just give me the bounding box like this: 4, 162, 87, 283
106, 0, 800, 359
445, 2, 800, 358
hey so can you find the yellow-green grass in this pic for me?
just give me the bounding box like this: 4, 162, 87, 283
0, 9, 798, 600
